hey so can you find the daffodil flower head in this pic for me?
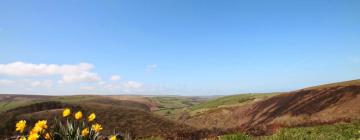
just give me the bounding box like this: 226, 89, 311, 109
109, 135, 117, 140
75, 111, 83, 120
81, 128, 89, 137
88, 113, 96, 122
28, 133, 40, 140
30, 125, 43, 134
35, 120, 48, 129
15, 120, 26, 133
91, 123, 103, 133
63, 108, 71, 117
45, 133, 51, 140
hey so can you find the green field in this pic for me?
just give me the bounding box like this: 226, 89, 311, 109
0, 95, 207, 119
190, 93, 280, 111
150, 96, 207, 118
220, 121, 360, 140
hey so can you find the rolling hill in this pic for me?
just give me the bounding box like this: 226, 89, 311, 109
184, 80, 360, 136
1, 79, 360, 139
0, 95, 211, 139
0, 95, 152, 113
0, 101, 199, 139
188, 93, 280, 115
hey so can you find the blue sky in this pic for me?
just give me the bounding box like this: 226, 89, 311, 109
0, 0, 360, 95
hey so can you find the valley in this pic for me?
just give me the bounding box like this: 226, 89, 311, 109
1, 79, 360, 139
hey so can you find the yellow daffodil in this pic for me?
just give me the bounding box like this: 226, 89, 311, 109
45, 133, 51, 140
88, 113, 96, 122
81, 128, 89, 137
109, 135, 117, 140
28, 133, 40, 140
15, 120, 26, 133
19, 136, 26, 140
91, 123, 103, 133
30, 126, 43, 134
63, 108, 71, 117
35, 120, 48, 129
75, 111, 83, 120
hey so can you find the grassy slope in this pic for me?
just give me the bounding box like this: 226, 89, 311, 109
305, 79, 360, 90
0, 95, 151, 113
0, 95, 50, 112
216, 80, 360, 139
187, 78, 360, 112
0, 95, 98, 112
0, 101, 196, 139
150, 96, 207, 119
190, 93, 280, 111
220, 121, 360, 140
189, 79, 360, 113
0, 94, 208, 119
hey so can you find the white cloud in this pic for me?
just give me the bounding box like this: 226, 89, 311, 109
147, 64, 157, 71
80, 86, 97, 90
123, 81, 143, 89
0, 61, 100, 84
98, 81, 106, 85
104, 83, 119, 89
110, 75, 121, 81
0, 62, 154, 94
30, 80, 53, 88
0, 61, 93, 76
59, 72, 100, 84
0, 79, 15, 85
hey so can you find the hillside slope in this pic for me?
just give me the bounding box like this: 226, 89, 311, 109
0, 95, 153, 112
0, 101, 197, 139
188, 93, 279, 114
304, 79, 360, 90
185, 84, 360, 135
0, 94, 52, 112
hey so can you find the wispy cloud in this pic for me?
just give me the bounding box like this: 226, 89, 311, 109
30, 80, 53, 88
110, 75, 121, 81
122, 81, 143, 89
59, 72, 100, 84
80, 86, 97, 90
0, 61, 93, 76
0, 79, 15, 86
